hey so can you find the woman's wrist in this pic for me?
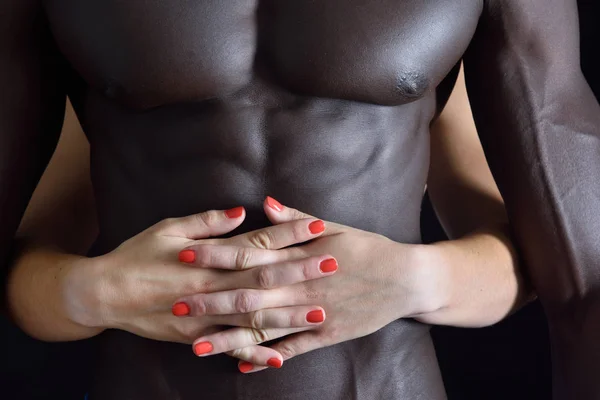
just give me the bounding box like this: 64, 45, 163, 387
60, 252, 108, 334
393, 242, 452, 319
411, 227, 530, 327
5, 245, 106, 340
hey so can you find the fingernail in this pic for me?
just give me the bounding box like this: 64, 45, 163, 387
319, 258, 338, 273
266, 196, 284, 212
306, 310, 325, 323
309, 220, 325, 234
193, 341, 213, 356
239, 361, 254, 373
171, 302, 190, 316
267, 358, 283, 368
179, 250, 196, 263
225, 206, 244, 219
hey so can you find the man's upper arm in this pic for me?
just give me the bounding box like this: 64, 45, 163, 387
0, 2, 65, 301
464, 2, 600, 397
464, 0, 600, 304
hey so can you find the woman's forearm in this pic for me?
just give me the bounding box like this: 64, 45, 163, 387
4, 100, 103, 341
416, 224, 534, 327
6, 243, 104, 341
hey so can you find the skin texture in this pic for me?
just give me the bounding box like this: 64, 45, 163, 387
1, 0, 598, 399
425, 66, 532, 327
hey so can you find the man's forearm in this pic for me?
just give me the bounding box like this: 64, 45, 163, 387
415, 225, 533, 327
6, 243, 104, 341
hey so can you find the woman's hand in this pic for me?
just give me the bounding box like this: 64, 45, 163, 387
64, 207, 336, 367
179, 198, 441, 373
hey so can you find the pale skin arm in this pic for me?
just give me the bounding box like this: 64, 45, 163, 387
8, 100, 101, 339
422, 65, 534, 327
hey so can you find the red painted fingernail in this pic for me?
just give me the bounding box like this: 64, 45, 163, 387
171, 302, 190, 316
319, 258, 338, 273
193, 341, 213, 356
225, 206, 244, 219
309, 220, 325, 234
239, 361, 254, 373
267, 358, 283, 368
179, 250, 196, 263
266, 196, 284, 212
306, 310, 325, 323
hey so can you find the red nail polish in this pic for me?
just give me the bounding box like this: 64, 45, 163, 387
306, 310, 325, 323
266, 196, 284, 212
267, 358, 282, 368
179, 250, 196, 263
172, 302, 190, 316
225, 206, 244, 219
239, 362, 253, 373
193, 341, 213, 356
319, 258, 338, 273
309, 220, 325, 234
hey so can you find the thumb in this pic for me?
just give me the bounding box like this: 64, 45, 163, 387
153, 207, 246, 239
263, 197, 344, 234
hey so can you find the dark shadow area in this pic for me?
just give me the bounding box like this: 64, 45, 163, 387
0, 317, 91, 400
579, 0, 600, 104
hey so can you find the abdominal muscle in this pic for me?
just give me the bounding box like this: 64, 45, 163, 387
88, 320, 444, 399
82, 88, 443, 399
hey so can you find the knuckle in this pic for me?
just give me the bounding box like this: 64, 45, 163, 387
153, 217, 176, 233
290, 224, 304, 242
189, 295, 208, 315
197, 211, 218, 229
256, 267, 275, 289
249, 328, 270, 344
300, 259, 313, 281
288, 247, 310, 259
234, 291, 257, 314
303, 287, 322, 301
178, 325, 199, 344
194, 245, 212, 268
294, 210, 310, 222
289, 208, 306, 220
248, 230, 275, 249
277, 342, 298, 359
235, 247, 253, 270
250, 310, 264, 329
288, 312, 299, 328
228, 347, 244, 359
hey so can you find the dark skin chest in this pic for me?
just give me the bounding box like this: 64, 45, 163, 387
42, 0, 481, 252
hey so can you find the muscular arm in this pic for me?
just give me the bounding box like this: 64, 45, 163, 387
465, 1, 600, 397
422, 65, 533, 327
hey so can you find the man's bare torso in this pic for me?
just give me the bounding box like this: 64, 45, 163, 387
42, 1, 482, 398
